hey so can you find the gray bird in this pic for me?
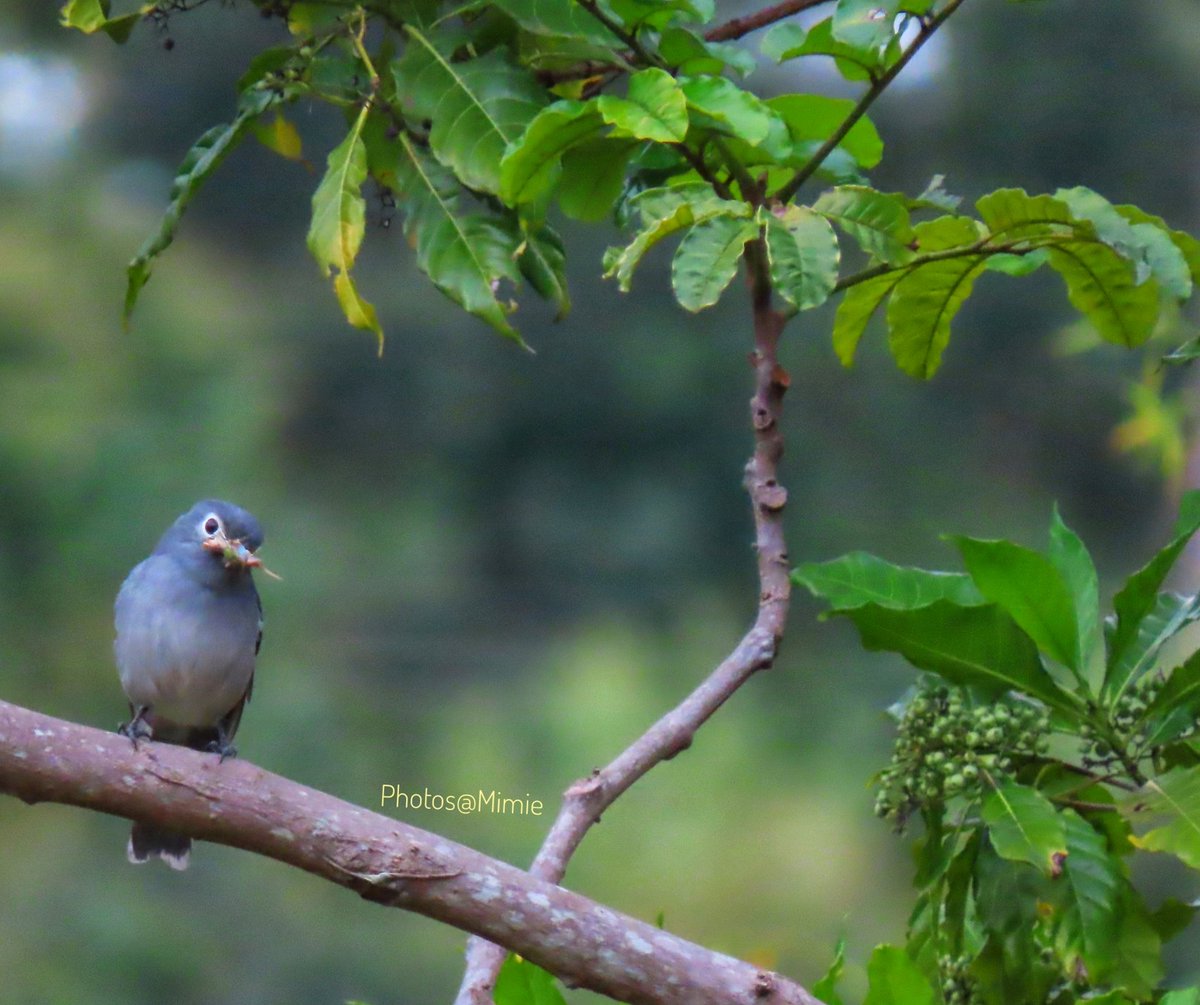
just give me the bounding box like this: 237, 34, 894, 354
114, 499, 268, 870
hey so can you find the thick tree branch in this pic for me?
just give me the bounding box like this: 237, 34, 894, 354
0, 700, 819, 1005
454, 237, 794, 1005
705, 0, 832, 43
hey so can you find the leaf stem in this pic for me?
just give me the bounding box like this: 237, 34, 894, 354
774, 0, 970, 205
576, 0, 662, 68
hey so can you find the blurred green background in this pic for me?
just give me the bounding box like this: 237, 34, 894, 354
2, 1, 1200, 1002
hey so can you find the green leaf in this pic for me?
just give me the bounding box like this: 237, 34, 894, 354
761, 17, 888, 82
1109, 592, 1200, 706
813, 186, 914, 264
812, 936, 846, 1005
792, 551, 983, 610
307, 105, 383, 348
862, 945, 935, 1005
500, 99, 606, 206
557, 138, 639, 222
1107, 890, 1164, 998
1126, 766, 1200, 869
1048, 507, 1103, 687
491, 0, 623, 44
953, 534, 1082, 672
494, 953, 568, 1005
59, 0, 153, 42
604, 183, 751, 291
886, 216, 987, 379
660, 26, 757, 76
1147, 649, 1200, 745
1056, 185, 1157, 279
1046, 242, 1159, 348
394, 32, 547, 195
1056, 809, 1121, 979
975, 187, 1074, 240
678, 76, 776, 145
835, 600, 1073, 711
1107, 490, 1200, 691
671, 216, 758, 312
764, 95, 883, 170
765, 207, 840, 312
598, 68, 688, 142
831, 272, 907, 366
832, 0, 903, 52
983, 248, 1048, 276
1162, 991, 1200, 1005
1117, 203, 1200, 288
125, 88, 277, 325
376, 129, 525, 345
981, 783, 1067, 875
517, 224, 571, 320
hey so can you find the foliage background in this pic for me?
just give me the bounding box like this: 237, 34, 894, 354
1, 0, 1199, 1002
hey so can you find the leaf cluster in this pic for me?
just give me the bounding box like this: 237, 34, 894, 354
796, 494, 1200, 1003
61, 0, 1200, 369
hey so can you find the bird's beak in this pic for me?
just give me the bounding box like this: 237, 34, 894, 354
203, 536, 281, 579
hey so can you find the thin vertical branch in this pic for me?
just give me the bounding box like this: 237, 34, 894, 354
453, 236, 794, 1005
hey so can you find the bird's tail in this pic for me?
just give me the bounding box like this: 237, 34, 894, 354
128, 822, 191, 871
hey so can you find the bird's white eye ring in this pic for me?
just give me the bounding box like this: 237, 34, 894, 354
201, 514, 223, 537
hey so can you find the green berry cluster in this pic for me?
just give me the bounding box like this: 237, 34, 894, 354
937, 953, 978, 1005
874, 681, 1050, 826
1080, 672, 1171, 767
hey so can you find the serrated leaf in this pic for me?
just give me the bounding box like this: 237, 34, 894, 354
377, 129, 525, 344
307, 105, 383, 348
953, 535, 1082, 672
831, 271, 907, 366
395, 32, 547, 195
671, 215, 757, 312
494, 953, 569, 1005
604, 183, 750, 291
679, 75, 775, 145
1125, 766, 1200, 869
1107, 490, 1200, 691
491, 0, 622, 44
765, 207, 840, 311
834, 600, 1073, 712
500, 99, 606, 206
813, 186, 914, 264
1107, 892, 1164, 999
886, 216, 987, 379
792, 551, 983, 610
125, 88, 276, 324
982, 783, 1067, 875
1109, 592, 1200, 706
1047, 241, 1159, 348
1146, 649, 1200, 746
598, 68, 688, 142
1056, 809, 1121, 978
832, 0, 903, 51
765, 95, 883, 169
862, 945, 935, 1005
762, 17, 887, 82
557, 138, 639, 222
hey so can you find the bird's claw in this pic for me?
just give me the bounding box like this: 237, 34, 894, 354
118, 708, 153, 751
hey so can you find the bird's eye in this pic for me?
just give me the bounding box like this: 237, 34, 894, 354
201, 515, 223, 537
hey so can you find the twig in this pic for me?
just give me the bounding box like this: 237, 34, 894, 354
0, 700, 820, 1005
705, 0, 833, 43
577, 0, 661, 68
775, 0, 970, 204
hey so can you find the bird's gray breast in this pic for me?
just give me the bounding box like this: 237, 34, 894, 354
115, 554, 260, 727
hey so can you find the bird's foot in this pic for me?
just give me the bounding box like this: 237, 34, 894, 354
205, 736, 238, 762
118, 708, 153, 750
